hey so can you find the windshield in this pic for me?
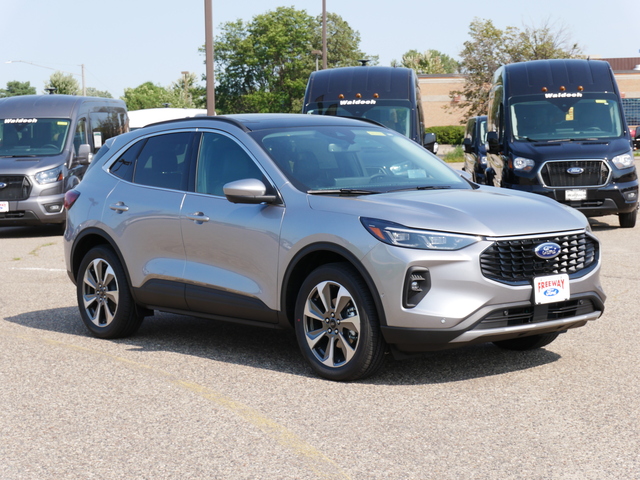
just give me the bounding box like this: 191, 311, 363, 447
251, 125, 468, 193
0, 118, 71, 156
306, 100, 412, 137
509, 93, 623, 141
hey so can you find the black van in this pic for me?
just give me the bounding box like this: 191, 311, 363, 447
485, 59, 638, 227
302, 65, 436, 151
0, 95, 128, 226
462, 115, 488, 184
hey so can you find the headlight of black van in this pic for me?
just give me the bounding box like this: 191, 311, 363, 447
612, 151, 634, 169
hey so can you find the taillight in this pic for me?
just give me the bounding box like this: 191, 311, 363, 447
64, 190, 80, 210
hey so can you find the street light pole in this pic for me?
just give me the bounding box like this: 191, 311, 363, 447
322, 0, 327, 70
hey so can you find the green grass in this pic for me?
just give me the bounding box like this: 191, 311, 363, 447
442, 145, 464, 163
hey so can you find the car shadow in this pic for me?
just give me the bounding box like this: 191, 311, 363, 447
6, 306, 561, 385
0, 225, 64, 238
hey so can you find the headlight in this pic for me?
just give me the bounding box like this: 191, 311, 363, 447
35, 165, 64, 185
512, 157, 535, 171
612, 152, 634, 169
361, 218, 480, 251
479, 155, 487, 165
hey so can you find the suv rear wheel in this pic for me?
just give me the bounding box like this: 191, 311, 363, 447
77, 246, 143, 339
294, 263, 385, 381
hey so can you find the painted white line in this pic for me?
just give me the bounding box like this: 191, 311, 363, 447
10, 267, 66, 272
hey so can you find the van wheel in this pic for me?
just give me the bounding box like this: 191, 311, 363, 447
493, 332, 559, 351
619, 209, 637, 228
294, 263, 385, 381
77, 246, 143, 339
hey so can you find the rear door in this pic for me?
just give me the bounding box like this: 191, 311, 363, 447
104, 131, 196, 310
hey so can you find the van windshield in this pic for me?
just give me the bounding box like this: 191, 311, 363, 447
0, 118, 71, 157
252, 125, 468, 193
509, 93, 623, 141
305, 100, 412, 137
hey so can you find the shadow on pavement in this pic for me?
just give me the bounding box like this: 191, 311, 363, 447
0, 225, 64, 238
6, 306, 561, 386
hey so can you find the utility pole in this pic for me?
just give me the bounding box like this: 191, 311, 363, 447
322, 0, 327, 69
205, 0, 216, 115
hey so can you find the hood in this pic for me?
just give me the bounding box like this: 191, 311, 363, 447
510, 136, 631, 162
0, 154, 67, 173
307, 186, 587, 237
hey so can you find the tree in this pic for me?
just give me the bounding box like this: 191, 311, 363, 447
450, 18, 582, 118
47, 71, 80, 95
85, 87, 113, 98
121, 80, 196, 110
208, 7, 374, 114
392, 49, 459, 74
0, 80, 36, 97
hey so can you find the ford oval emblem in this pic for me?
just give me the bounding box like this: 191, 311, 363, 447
567, 167, 584, 175
534, 242, 562, 259
0, 182, 6, 189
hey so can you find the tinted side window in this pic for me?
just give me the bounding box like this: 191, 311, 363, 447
196, 132, 266, 196
89, 108, 128, 152
133, 132, 193, 190
109, 140, 146, 182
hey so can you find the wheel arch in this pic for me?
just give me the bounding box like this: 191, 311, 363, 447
280, 242, 387, 328
70, 228, 129, 286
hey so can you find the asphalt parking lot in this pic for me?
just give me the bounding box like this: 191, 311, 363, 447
0, 209, 638, 479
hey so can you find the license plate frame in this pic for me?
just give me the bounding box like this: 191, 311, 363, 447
565, 189, 587, 201
0, 201, 8, 213
533, 273, 570, 305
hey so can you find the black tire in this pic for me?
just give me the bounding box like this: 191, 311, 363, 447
294, 263, 386, 381
493, 332, 560, 351
77, 246, 143, 339
619, 209, 637, 229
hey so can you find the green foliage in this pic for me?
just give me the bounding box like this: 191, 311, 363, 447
392, 49, 459, 74
209, 7, 374, 114
121, 80, 196, 110
426, 125, 465, 145
443, 145, 465, 163
85, 87, 113, 98
451, 18, 582, 118
47, 71, 80, 95
0, 80, 36, 97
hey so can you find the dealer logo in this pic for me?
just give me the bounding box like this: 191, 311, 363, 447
534, 242, 562, 260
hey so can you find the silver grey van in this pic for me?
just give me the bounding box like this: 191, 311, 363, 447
0, 95, 127, 226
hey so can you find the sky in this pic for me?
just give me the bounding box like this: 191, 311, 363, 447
1, 0, 637, 99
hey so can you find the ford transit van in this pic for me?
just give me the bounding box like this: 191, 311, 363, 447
303, 66, 437, 151
0, 95, 128, 226
485, 59, 638, 227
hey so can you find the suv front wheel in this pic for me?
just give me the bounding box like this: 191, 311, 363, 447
294, 263, 386, 381
77, 246, 143, 339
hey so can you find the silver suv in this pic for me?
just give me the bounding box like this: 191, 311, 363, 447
64, 114, 606, 381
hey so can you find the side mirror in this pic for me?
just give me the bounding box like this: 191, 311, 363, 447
462, 137, 472, 153
486, 132, 500, 154
223, 178, 278, 204
76, 144, 94, 165
423, 132, 436, 146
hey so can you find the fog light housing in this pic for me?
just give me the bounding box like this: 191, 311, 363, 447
403, 267, 430, 308
44, 203, 63, 213
622, 189, 638, 201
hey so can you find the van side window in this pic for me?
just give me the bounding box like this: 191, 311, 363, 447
90, 109, 128, 152
133, 132, 193, 190
195, 132, 267, 196
74, 118, 88, 154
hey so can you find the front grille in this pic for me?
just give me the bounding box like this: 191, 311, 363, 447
540, 160, 609, 187
474, 298, 597, 330
0, 175, 31, 201
480, 232, 598, 284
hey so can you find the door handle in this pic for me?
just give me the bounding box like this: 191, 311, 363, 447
186, 212, 210, 224
109, 202, 129, 213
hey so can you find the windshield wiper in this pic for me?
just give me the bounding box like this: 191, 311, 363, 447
307, 188, 379, 195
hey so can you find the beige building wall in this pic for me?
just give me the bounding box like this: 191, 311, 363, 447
418, 71, 640, 128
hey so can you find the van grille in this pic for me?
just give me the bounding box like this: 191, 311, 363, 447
0, 175, 31, 201
480, 232, 598, 285
540, 160, 609, 187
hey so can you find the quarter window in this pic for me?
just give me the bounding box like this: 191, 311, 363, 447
131, 133, 193, 190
